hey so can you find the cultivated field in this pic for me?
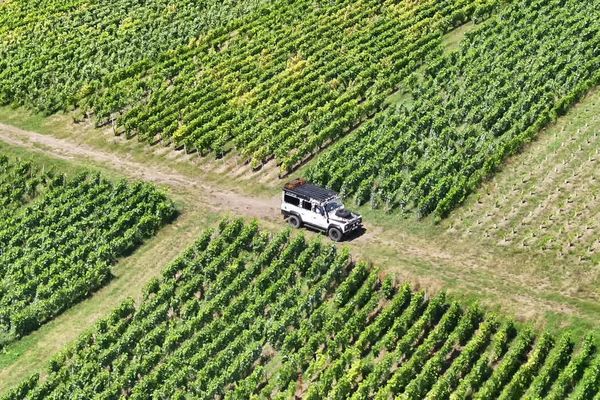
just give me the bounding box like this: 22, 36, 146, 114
449, 88, 600, 288
0, 150, 175, 346
1, 0, 498, 177
1, 0, 598, 216
0, 96, 599, 395
0, 0, 599, 398
308, 0, 600, 217
4, 220, 600, 400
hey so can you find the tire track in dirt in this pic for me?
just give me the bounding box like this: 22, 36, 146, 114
0, 122, 595, 327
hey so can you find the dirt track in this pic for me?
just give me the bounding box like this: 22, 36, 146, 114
0, 122, 281, 221
1, 121, 597, 328
0, 122, 464, 263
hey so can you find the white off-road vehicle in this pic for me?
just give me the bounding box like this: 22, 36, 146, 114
281, 179, 362, 242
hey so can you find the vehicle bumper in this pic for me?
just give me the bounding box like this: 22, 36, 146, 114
344, 221, 363, 233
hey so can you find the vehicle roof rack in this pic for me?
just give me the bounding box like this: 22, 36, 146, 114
283, 179, 338, 202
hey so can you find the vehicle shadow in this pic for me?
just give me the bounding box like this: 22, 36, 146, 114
299, 225, 367, 243
341, 226, 367, 242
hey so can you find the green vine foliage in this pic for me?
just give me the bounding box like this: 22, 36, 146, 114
4, 220, 598, 399
307, 0, 600, 218
0, 0, 497, 171
0, 154, 176, 346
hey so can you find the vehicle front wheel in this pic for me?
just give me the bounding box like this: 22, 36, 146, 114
288, 215, 302, 229
328, 227, 343, 242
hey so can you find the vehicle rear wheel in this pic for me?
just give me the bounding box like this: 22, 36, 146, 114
328, 227, 343, 242
288, 215, 302, 229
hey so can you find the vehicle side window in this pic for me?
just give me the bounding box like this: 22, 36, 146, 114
302, 201, 312, 210
284, 194, 300, 206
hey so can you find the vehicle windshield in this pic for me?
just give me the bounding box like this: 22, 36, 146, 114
324, 201, 343, 213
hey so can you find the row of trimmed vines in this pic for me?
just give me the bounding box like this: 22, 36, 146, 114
307, 0, 600, 218
5, 219, 598, 399
0, 153, 176, 346
0, 0, 498, 172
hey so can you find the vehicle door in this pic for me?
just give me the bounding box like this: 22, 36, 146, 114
313, 204, 328, 229
300, 200, 319, 227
